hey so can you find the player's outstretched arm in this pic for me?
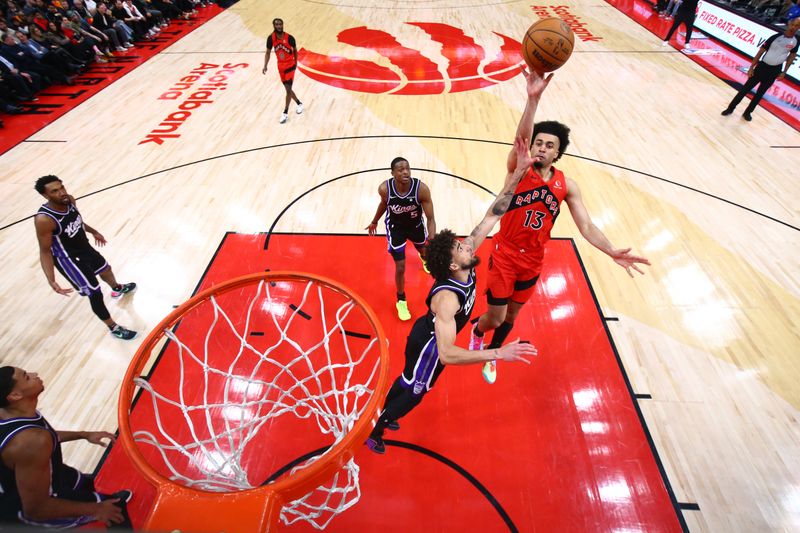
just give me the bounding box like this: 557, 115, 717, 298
365, 181, 389, 236
465, 136, 534, 252
56, 430, 116, 446
564, 178, 651, 277
507, 69, 553, 173
433, 291, 537, 365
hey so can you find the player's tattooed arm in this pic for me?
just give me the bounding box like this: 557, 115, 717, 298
491, 135, 533, 217
466, 136, 532, 250
490, 188, 516, 217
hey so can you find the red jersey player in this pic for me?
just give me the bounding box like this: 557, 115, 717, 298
262, 18, 303, 124
470, 70, 651, 384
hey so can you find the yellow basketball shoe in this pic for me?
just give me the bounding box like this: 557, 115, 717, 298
396, 300, 411, 321
419, 253, 430, 274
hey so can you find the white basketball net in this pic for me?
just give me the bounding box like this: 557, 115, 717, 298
130, 278, 384, 530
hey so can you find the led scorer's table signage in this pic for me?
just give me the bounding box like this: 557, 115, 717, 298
694, 0, 799, 80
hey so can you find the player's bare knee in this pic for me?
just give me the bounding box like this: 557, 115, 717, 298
484, 308, 506, 329
506, 301, 524, 323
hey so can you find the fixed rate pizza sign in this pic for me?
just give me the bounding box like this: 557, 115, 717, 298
695, 0, 799, 81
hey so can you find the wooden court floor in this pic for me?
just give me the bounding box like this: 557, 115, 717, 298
0, 0, 798, 531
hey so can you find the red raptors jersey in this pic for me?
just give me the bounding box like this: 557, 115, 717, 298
269, 32, 296, 65
495, 166, 568, 261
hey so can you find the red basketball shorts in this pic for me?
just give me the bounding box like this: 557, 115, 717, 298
485, 241, 543, 305
278, 62, 296, 83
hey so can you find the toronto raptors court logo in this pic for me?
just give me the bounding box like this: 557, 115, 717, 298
297, 23, 524, 95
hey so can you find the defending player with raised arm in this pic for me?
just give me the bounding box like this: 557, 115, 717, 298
365, 134, 541, 455
364, 157, 436, 321
470, 70, 651, 384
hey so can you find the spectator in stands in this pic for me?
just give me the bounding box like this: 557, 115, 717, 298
150, 0, 183, 21
45, 18, 94, 63
45, 2, 64, 18
63, 11, 113, 58
22, 0, 43, 18
1, 32, 72, 84
6, 5, 26, 30
30, 23, 84, 68
0, 75, 25, 113
92, 2, 132, 52
0, 50, 41, 98
72, 0, 94, 20
15, 30, 84, 74
129, 0, 165, 33
0, 17, 12, 38
786, 0, 800, 20
83, 0, 99, 15
745, 0, 784, 20
112, 0, 148, 41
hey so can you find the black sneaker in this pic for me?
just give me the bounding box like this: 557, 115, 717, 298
366, 436, 385, 454
743, 113, 752, 122
109, 489, 133, 503
111, 325, 137, 340
111, 282, 136, 299
721, 108, 733, 116
386, 420, 400, 431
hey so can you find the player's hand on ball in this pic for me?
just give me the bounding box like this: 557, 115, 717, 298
496, 338, 537, 364
523, 67, 553, 100
610, 248, 651, 277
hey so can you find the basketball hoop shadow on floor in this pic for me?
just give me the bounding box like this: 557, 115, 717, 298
95, 233, 683, 532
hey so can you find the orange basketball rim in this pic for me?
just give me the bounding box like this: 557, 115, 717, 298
117, 271, 391, 532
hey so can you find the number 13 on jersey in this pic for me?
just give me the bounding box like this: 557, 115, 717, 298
523, 210, 546, 230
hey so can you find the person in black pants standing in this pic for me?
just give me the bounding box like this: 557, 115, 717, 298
662, 0, 699, 48
722, 18, 799, 121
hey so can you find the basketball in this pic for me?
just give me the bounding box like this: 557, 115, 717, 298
522, 18, 575, 73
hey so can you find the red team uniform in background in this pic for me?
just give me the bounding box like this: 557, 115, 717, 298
267, 31, 297, 83
488, 165, 568, 303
